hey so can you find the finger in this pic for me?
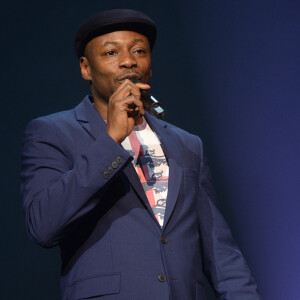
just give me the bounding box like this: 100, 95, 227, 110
119, 79, 141, 93
114, 80, 150, 98
127, 99, 145, 117
116, 78, 150, 90
135, 83, 151, 90
112, 80, 141, 100
126, 105, 144, 124
126, 104, 144, 117
114, 94, 144, 111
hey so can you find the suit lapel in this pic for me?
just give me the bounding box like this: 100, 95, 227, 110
145, 113, 183, 230
74, 95, 107, 140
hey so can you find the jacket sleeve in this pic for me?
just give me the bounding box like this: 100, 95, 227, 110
196, 137, 261, 299
20, 117, 132, 248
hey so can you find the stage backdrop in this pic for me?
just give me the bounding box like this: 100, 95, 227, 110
1, 0, 299, 299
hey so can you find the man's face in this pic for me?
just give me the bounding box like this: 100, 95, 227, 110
80, 30, 151, 104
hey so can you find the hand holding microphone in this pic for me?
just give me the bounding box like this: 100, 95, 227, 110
106, 78, 149, 144
106, 76, 165, 144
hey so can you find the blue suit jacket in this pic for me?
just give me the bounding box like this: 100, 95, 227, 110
21, 96, 260, 300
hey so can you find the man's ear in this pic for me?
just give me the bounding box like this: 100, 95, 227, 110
79, 56, 92, 81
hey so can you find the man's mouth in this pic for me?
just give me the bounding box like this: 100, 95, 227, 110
115, 72, 142, 83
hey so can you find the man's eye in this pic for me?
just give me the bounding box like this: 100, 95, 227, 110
106, 50, 117, 56
134, 49, 146, 54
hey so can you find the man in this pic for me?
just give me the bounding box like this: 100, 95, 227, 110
21, 9, 260, 300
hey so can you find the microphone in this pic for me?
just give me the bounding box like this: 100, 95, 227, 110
143, 93, 165, 119
128, 78, 165, 119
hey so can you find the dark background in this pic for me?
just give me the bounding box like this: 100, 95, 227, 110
1, 0, 300, 299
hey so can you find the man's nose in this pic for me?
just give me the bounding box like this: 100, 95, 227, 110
119, 51, 137, 68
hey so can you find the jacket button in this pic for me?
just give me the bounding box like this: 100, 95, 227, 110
116, 156, 122, 164
103, 171, 109, 179
161, 236, 168, 244
107, 167, 113, 174
158, 273, 167, 282
112, 161, 118, 169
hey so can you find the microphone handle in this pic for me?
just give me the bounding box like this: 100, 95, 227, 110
141, 91, 165, 119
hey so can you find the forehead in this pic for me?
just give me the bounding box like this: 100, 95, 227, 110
86, 30, 150, 50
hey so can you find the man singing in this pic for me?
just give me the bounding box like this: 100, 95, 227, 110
21, 9, 260, 300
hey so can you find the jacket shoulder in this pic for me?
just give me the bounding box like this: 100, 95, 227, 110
28, 108, 75, 127
23, 107, 79, 141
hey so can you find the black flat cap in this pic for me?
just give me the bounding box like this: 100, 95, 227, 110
74, 9, 157, 58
